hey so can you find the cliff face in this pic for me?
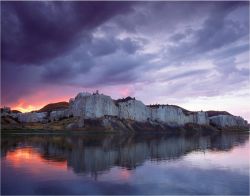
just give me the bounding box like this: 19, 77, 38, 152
49, 110, 71, 122
209, 115, 247, 128
17, 112, 48, 123
69, 93, 210, 126
195, 111, 209, 125
117, 99, 150, 122
69, 92, 118, 118
149, 106, 208, 126
3, 91, 248, 130
151, 105, 187, 125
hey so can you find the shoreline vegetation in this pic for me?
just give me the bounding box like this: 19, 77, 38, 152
2, 116, 249, 133
1, 115, 249, 133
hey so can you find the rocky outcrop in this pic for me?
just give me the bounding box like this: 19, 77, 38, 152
194, 111, 209, 125
4, 91, 247, 130
150, 105, 189, 125
149, 105, 209, 126
68, 93, 210, 125
117, 99, 150, 122
49, 109, 71, 122
69, 92, 118, 118
17, 112, 48, 123
65, 117, 85, 129
209, 115, 248, 128
1, 107, 11, 115
1, 107, 21, 118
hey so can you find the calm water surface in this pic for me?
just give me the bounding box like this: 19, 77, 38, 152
1, 132, 249, 195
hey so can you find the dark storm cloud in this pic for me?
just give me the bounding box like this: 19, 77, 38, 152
88, 36, 141, 57
113, 1, 246, 35
1, 1, 135, 104
168, 29, 247, 64
40, 49, 94, 83
39, 36, 143, 86
154, 1, 249, 99
166, 2, 249, 64
1, 1, 249, 107
120, 38, 141, 54
42, 64, 76, 83
91, 52, 151, 86
1, 1, 134, 65
1, 63, 42, 103
89, 37, 119, 57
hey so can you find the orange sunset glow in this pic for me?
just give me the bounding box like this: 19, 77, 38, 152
5, 147, 67, 171
119, 169, 131, 180
5, 86, 136, 113
12, 100, 40, 113
9, 95, 71, 113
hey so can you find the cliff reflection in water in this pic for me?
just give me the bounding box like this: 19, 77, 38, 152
1, 132, 249, 176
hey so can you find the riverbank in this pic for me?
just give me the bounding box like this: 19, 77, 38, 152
1, 126, 249, 137
2, 114, 249, 135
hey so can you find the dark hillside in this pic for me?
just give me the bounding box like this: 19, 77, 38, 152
38, 102, 69, 113
207, 111, 232, 117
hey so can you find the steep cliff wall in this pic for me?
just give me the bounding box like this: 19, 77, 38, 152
149, 106, 209, 126
49, 109, 71, 122
150, 105, 189, 125
9, 92, 246, 129
70, 93, 205, 124
117, 99, 150, 122
209, 115, 247, 128
17, 112, 48, 123
69, 92, 118, 118
194, 112, 209, 125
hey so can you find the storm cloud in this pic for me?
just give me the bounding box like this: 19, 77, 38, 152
1, 1, 133, 64
1, 1, 249, 119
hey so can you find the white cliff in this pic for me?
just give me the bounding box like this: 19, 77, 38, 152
49, 109, 71, 122
149, 105, 209, 126
69, 92, 118, 118
150, 105, 189, 125
17, 112, 48, 123
9, 91, 247, 129
68, 93, 210, 125
117, 99, 150, 122
209, 115, 247, 128
194, 111, 209, 125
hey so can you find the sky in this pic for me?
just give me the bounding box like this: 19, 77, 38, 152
1, 1, 249, 120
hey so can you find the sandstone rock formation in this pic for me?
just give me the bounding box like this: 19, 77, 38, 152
17, 112, 48, 123
3, 91, 248, 130
49, 109, 71, 122
209, 115, 247, 128
1, 107, 21, 118
67, 92, 211, 126
69, 92, 118, 118
117, 99, 150, 122
145, 105, 208, 126
150, 105, 191, 125
194, 111, 209, 125
1, 107, 11, 115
